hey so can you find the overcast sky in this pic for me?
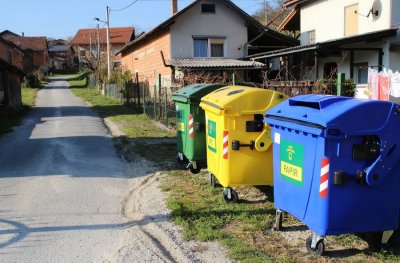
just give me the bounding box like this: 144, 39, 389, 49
0, 0, 267, 39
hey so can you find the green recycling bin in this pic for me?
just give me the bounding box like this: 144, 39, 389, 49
172, 83, 225, 174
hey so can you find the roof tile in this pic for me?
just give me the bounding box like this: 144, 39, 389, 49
71, 27, 134, 45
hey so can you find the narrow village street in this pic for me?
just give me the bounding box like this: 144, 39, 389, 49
0, 79, 228, 262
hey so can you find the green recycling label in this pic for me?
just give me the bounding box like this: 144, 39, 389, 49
280, 140, 304, 186
207, 120, 217, 153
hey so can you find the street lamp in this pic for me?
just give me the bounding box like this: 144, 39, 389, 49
94, 5, 111, 82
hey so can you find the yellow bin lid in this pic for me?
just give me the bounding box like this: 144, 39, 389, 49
199, 85, 287, 116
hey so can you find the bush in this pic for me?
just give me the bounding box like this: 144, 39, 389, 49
313, 78, 356, 97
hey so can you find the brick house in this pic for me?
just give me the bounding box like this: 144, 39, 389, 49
0, 30, 48, 72
71, 27, 134, 69
115, 0, 298, 89
0, 36, 24, 71
48, 45, 76, 70
0, 36, 24, 115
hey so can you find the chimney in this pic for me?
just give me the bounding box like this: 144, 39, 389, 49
171, 0, 178, 15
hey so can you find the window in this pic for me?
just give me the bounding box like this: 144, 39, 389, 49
210, 38, 224, 57
307, 30, 315, 44
356, 63, 368, 84
345, 4, 358, 36
193, 37, 225, 58
201, 3, 215, 13
194, 39, 208, 57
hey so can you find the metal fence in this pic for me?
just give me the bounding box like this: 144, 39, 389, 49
89, 75, 177, 127
89, 73, 357, 129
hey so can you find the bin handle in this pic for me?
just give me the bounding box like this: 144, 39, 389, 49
365, 143, 400, 187
365, 106, 400, 187
254, 128, 272, 152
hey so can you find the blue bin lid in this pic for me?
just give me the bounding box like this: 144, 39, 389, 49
265, 94, 398, 135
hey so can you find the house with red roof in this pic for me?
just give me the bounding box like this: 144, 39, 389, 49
0, 30, 48, 72
71, 27, 134, 70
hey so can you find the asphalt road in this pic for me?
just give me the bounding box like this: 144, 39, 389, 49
0, 80, 134, 262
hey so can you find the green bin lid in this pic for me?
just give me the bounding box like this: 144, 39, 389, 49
172, 83, 226, 103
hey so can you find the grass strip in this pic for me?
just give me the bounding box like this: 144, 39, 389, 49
0, 87, 40, 135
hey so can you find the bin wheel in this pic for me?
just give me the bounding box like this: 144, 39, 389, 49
273, 210, 283, 231
208, 173, 217, 188
306, 236, 325, 256
189, 165, 201, 174
223, 188, 239, 203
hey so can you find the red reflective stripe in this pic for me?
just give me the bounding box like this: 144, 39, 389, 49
223, 131, 228, 159
319, 158, 329, 198
189, 115, 194, 138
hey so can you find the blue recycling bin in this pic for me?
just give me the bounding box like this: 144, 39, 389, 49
264, 95, 400, 255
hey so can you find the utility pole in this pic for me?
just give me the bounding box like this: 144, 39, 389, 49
89, 33, 92, 60
96, 24, 100, 67
94, 6, 111, 82
106, 6, 111, 82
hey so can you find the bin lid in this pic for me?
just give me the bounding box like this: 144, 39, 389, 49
172, 84, 226, 103
199, 85, 287, 115
265, 94, 397, 135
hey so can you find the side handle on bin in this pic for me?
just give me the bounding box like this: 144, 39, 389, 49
232, 140, 254, 151
364, 143, 400, 187
254, 128, 272, 152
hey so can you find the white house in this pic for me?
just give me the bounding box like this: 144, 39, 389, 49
116, 0, 298, 88
250, 0, 400, 87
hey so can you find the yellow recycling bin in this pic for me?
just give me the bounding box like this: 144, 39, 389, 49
199, 86, 287, 202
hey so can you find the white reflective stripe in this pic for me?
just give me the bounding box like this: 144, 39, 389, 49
319, 180, 328, 192
223, 135, 229, 144
189, 118, 194, 125
223, 147, 229, 155
189, 128, 194, 134
320, 164, 329, 176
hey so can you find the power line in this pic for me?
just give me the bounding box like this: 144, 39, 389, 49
111, 0, 139, 12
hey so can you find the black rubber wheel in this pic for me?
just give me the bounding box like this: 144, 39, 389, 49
306, 236, 325, 256
273, 211, 283, 231
189, 165, 201, 174
223, 188, 239, 203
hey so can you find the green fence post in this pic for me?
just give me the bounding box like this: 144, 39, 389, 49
164, 85, 168, 125
158, 74, 162, 120
232, 73, 236, 85
154, 84, 157, 119
136, 72, 140, 111
337, 73, 345, 96
143, 82, 146, 114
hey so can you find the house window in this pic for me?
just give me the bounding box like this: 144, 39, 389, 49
201, 3, 215, 13
193, 37, 225, 58
194, 39, 208, 57
356, 63, 368, 84
210, 38, 224, 57
345, 4, 358, 36
307, 30, 315, 44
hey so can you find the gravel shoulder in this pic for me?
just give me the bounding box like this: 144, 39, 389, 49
102, 117, 232, 262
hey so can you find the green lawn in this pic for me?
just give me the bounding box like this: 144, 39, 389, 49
0, 87, 40, 134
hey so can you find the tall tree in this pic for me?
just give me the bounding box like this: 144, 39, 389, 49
252, 0, 288, 30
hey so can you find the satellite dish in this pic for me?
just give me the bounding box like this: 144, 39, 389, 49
371, 0, 382, 20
